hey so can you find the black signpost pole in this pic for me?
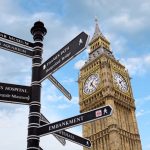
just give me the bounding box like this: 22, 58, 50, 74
0, 21, 93, 149
27, 21, 47, 150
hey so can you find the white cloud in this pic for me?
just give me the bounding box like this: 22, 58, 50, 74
137, 95, 150, 102
58, 104, 70, 109
0, 105, 28, 150
74, 60, 86, 70
0, 105, 83, 150
105, 32, 127, 54
135, 95, 150, 117
140, 1, 150, 14
70, 96, 79, 105
41, 80, 79, 112
41, 82, 65, 103
120, 54, 150, 76
136, 109, 150, 118
0, 0, 21, 15
108, 13, 145, 33
47, 94, 64, 102
144, 95, 150, 101
136, 109, 144, 117
135, 95, 150, 109
62, 78, 75, 83
0, 54, 31, 85
145, 144, 150, 150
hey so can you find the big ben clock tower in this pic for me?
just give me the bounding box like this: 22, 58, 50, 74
78, 19, 142, 150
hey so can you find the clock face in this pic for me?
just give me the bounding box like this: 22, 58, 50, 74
83, 74, 100, 95
113, 72, 128, 92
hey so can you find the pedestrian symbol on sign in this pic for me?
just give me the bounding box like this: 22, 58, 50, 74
79, 39, 83, 45
43, 65, 46, 70
104, 108, 108, 114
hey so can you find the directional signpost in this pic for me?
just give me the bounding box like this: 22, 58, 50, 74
0, 82, 31, 104
38, 105, 112, 136
40, 32, 89, 82
40, 114, 91, 148
0, 40, 33, 57
0, 32, 33, 58
39, 147, 43, 150
55, 130, 91, 148
0, 21, 113, 150
48, 75, 72, 100
0, 31, 34, 48
40, 113, 66, 146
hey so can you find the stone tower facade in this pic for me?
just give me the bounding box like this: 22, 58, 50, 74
78, 20, 142, 150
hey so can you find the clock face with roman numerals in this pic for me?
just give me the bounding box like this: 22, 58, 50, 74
83, 74, 100, 95
113, 72, 128, 93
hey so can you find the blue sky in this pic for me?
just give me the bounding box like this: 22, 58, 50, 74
0, 0, 150, 149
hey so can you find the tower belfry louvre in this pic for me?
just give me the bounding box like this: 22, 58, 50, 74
78, 20, 142, 150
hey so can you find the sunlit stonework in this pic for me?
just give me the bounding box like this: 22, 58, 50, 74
78, 19, 142, 150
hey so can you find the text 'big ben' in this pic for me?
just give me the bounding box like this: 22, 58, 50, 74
78, 19, 142, 150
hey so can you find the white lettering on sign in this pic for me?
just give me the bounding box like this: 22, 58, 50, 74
0, 94, 11, 98
12, 95, 30, 101
60, 46, 70, 55
0, 42, 27, 54
57, 131, 75, 140
5, 86, 27, 93
0, 94, 30, 100
45, 59, 61, 73
49, 116, 84, 131
45, 46, 70, 69
46, 53, 60, 67
0, 85, 28, 93
0, 32, 30, 46
61, 52, 71, 61
0, 86, 4, 90
8, 36, 30, 46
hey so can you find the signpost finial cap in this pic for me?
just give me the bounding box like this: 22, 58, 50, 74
31, 21, 47, 36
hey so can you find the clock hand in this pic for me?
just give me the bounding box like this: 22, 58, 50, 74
90, 81, 96, 89
119, 79, 123, 84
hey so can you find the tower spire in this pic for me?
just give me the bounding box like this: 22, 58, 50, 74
90, 18, 109, 45
89, 18, 110, 53
94, 16, 101, 35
